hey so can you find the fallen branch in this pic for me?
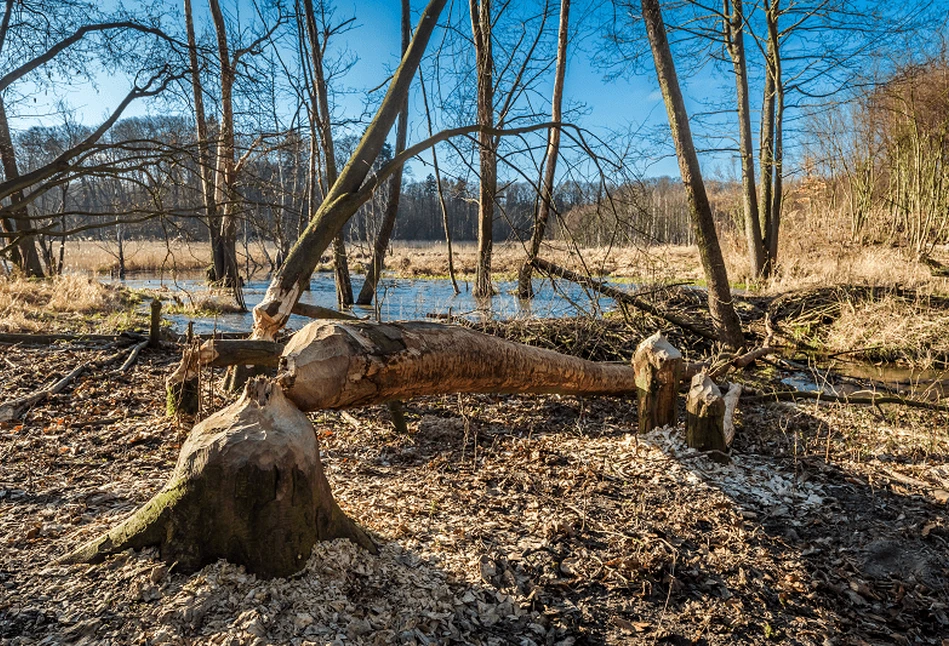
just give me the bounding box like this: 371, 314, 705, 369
197, 339, 286, 368
0, 332, 145, 345
0, 345, 135, 421
742, 388, 949, 413
116, 340, 149, 374
531, 258, 716, 341
291, 302, 361, 321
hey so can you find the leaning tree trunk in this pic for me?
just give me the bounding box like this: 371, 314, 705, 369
253, 0, 448, 341
63, 378, 374, 579
0, 96, 44, 277
356, 0, 411, 306
641, 0, 744, 349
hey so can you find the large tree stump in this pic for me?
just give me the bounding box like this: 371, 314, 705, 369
685, 372, 728, 458
633, 332, 683, 433
64, 377, 374, 578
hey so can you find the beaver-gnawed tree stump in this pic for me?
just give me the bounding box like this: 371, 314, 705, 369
62, 377, 374, 578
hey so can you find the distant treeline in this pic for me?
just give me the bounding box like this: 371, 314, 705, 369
17, 115, 748, 256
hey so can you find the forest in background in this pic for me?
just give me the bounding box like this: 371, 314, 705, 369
2, 0, 949, 299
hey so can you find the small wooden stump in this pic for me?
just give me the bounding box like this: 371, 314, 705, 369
686, 372, 727, 459
166, 346, 200, 416
149, 298, 162, 347
633, 332, 683, 433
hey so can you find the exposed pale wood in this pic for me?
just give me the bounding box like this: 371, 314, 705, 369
722, 382, 743, 447
633, 332, 683, 433
685, 372, 727, 457
62, 377, 375, 578
117, 340, 149, 374
165, 346, 199, 416
278, 320, 638, 411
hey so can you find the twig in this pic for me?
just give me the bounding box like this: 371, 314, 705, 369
116, 340, 149, 374
742, 388, 949, 413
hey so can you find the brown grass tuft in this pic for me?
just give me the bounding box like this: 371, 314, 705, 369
0, 274, 138, 333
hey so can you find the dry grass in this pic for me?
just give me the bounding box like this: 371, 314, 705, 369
0, 274, 140, 333
826, 291, 949, 368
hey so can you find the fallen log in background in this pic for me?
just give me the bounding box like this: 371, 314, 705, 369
531, 258, 717, 341
278, 319, 639, 410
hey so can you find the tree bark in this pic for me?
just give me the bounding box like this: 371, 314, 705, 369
758, 0, 782, 276
184, 0, 222, 282
518, 0, 570, 299
0, 95, 44, 277
685, 372, 727, 458
278, 319, 638, 410
723, 0, 766, 279
208, 0, 244, 308
252, 0, 448, 340
471, 0, 497, 299
356, 0, 411, 306
64, 377, 374, 579
640, 0, 745, 349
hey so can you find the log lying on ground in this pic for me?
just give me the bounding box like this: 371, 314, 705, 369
62, 377, 374, 578
278, 319, 638, 410
198, 339, 285, 368
634, 332, 683, 433
531, 258, 716, 341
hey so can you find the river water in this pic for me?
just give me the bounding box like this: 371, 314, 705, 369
121, 272, 614, 334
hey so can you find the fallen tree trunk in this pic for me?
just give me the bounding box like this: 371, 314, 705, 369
198, 339, 285, 368
531, 258, 717, 341
63, 377, 374, 578
278, 319, 638, 410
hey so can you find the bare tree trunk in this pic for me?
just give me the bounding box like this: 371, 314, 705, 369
641, 0, 744, 349
471, 0, 496, 299
253, 0, 448, 340
208, 0, 244, 309
302, 0, 353, 307
184, 0, 221, 280
723, 0, 765, 279
518, 0, 570, 299
419, 71, 460, 294
0, 96, 44, 277
766, 1, 784, 271
356, 0, 411, 306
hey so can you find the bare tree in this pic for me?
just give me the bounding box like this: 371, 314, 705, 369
470, 0, 497, 299
640, 0, 744, 348
517, 0, 570, 299
356, 0, 411, 306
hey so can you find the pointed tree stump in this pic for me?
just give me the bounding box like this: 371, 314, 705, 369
633, 332, 683, 433
686, 372, 727, 457
64, 377, 374, 578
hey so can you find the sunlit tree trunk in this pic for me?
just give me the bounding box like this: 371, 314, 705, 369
641, 0, 744, 348
723, 0, 765, 279
518, 0, 570, 299
184, 0, 222, 278
208, 0, 244, 308
252, 0, 447, 340
356, 0, 410, 306
471, 0, 496, 299
762, 0, 783, 271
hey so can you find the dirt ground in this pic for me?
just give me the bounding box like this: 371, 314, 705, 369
1, 316, 947, 646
